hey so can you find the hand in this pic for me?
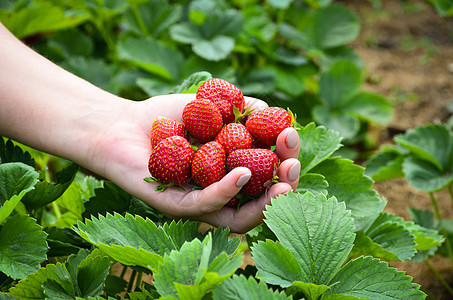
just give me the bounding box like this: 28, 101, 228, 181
87, 94, 301, 233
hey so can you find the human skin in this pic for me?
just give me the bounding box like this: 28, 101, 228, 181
0, 23, 301, 233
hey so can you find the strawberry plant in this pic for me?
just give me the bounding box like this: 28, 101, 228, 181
0, 0, 392, 148
365, 122, 453, 295
0, 120, 434, 299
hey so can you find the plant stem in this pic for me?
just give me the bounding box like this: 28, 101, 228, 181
425, 260, 453, 296
127, 269, 137, 293
429, 192, 442, 221
120, 265, 128, 278
130, 3, 148, 36
448, 185, 453, 206
52, 201, 62, 220
135, 271, 143, 290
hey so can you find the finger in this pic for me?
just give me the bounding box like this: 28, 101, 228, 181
277, 158, 300, 191
275, 127, 300, 161
188, 167, 251, 215
201, 182, 293, 233
244, 96, 268, 111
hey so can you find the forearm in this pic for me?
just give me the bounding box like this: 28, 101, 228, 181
0, 23, 126, 165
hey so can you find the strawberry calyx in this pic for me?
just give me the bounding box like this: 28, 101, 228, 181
143, 177, 185, 192
233, 106, 255, 124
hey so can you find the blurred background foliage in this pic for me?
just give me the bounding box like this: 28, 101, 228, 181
0, 0, 397, 156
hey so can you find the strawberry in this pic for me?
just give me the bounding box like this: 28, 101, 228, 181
150, 116, 186, 148
245, 107, 293, 148
226, 149, 279, 196
214, 123, 253, 155
225, 197, 240, 207
183, 98, 223, 143
196, 78, 245, 124
147, 136, 194, 189
191, 141, 226, 187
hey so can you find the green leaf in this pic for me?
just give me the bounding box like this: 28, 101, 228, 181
153, 235, 242, 298
45, 227, 91, 257
170, 23, 203, 44
303, 4, 360, 50
0, 214, 48, 279
46, 28, 93, 59
73, 213, 175, 270
350, 231, 399, 262
170, 71, 212, 94
21, 163, 78, 211
266, 0, 293, 9
318, 45, 364, 70
213, 275, 291, 300
117, 35, 183, 81
319, 60, 362, 109
76, 250, 112, 297
60, 57, 119, 94
297, 123, 343, 175
54, 182, 85, 228
137, 77, 175, 97
312, 106, 360, 140
1, 2, 88, 39
433, 0, 453, 16
0, 138, 35, 167
162, 220, 203, 250
395, 123, 453, 172
324, 256, 425, 299
406, 222, 444, 251
122, 0, 182, 37
364, 212, 417, 261
0, 163, 38, 224
208, 226, 242, 260
8, 263, 73, 300
296, 173, 329, 195
343, 92, 394, 124
290, 281, 330, 299
364, 146, 405, 181
238, 67, 276, 95
310, 157, 387, 231
264, 192, 356, 285
403, 156, 453, 192
82, 182, 132, 219
43, 279, 75, 300
192, 35, 235, 61
251, 239, 302, 287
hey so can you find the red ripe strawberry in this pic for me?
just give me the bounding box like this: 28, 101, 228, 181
150, 116, 186, 148
246, 107, 293, 148
191, 141, 226, 187
148, 136, 194, 188
226, 149, 279, 196
196, 78, 245, 124
215, 123, 253, 155
225, 197, 240, 207
183, 98, 223, 143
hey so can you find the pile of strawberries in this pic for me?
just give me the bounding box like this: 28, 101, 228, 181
146, 78, 293, 206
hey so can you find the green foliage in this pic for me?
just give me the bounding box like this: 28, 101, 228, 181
0, 0, 437, 297
251, 192, 425, 299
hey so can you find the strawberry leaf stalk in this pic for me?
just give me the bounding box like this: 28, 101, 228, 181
147, 136, 195, 191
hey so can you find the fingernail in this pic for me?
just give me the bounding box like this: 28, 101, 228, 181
288, 161, 301, 182
236, 174, 251, 187
286, 129, 299, 149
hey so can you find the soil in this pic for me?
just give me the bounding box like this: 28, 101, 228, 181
344, 0, 453, 298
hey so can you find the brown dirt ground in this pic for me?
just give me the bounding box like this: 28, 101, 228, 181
345, 0, 453, 298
